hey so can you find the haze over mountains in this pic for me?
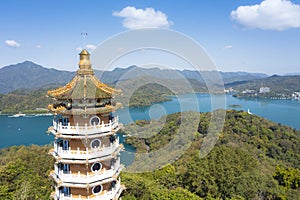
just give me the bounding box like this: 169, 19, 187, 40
0, 61, 268, 94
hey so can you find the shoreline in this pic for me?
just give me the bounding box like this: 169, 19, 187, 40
1, 113, 53, 117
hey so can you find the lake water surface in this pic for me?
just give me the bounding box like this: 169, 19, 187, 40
1, 93, 299, 149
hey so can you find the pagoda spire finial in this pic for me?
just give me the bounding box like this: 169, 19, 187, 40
77, 49, 94, 75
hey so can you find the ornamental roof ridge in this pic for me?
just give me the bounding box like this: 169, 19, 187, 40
47, 49, 121, 99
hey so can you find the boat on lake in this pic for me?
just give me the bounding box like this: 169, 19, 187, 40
34, 113, 53, 117
8, 113, 26, 118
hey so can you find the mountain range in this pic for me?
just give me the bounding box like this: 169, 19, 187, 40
0, 61, 268, 94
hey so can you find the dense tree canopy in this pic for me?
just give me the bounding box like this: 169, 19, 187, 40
1, 110, 300, 199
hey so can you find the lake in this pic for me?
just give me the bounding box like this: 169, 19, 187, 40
1, 93, 300, 149
119, 93, 300, 129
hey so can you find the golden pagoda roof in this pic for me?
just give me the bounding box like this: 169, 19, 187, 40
80, 49, 89, 55
47, 49, 120, 100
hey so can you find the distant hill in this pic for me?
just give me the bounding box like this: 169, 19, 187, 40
0, 61, 74, 94
180, 70, 267, 84
220, 71, 267, 83
0, 61, 268, 94
100, 67, 268, 85
285, 72, 300, 76
226, 75, 300, 94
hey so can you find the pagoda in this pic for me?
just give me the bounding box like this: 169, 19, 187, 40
47, 49, 125, 200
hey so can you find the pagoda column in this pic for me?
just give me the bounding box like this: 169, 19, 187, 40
47, 49, 125, 200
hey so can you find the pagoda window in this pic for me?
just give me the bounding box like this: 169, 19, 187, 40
90, 139, 101, 149
111, 180, 117, 188
55, 139, 64, 150
109, 113, 113, 121
61, 117, 69, 126
55, 115, 69, 126
62, 140, 69, 150
91, 162, 102, 172
63, 164, 70, 174
109, 135, 116, 143
62, 187, 71, 196
90, 116, 100, 126
57, 162, 63, 171
92, 185, 103, 195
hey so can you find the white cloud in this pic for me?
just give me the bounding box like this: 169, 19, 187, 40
231, 0, 300, 30
5, 40, 20, 48
224, 45, 233, 49
75, 47, 82, 51
113, 6, 172, 29
36, 44, 42, 48
86, 44, 96, 51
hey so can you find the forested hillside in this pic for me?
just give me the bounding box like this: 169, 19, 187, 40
123, 110, 300, 199
0, 88, 54, 114
1, 110, 300, 199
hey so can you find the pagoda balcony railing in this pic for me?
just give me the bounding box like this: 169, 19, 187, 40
53, 160, 122, 184
50, 116, 120, 136
53, 179, 124, 200
51, 138, 120, 160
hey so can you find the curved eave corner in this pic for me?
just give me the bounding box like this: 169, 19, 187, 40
90, 75, 122, 96
47, 76, 79, 98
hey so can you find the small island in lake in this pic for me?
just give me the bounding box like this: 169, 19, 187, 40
228, 104, 242, 108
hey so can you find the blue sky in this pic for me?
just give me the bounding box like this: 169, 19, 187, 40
1, 0, 300, 74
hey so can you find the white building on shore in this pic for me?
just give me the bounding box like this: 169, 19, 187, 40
259, 87, 270, 93
292, 92, 300, 100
